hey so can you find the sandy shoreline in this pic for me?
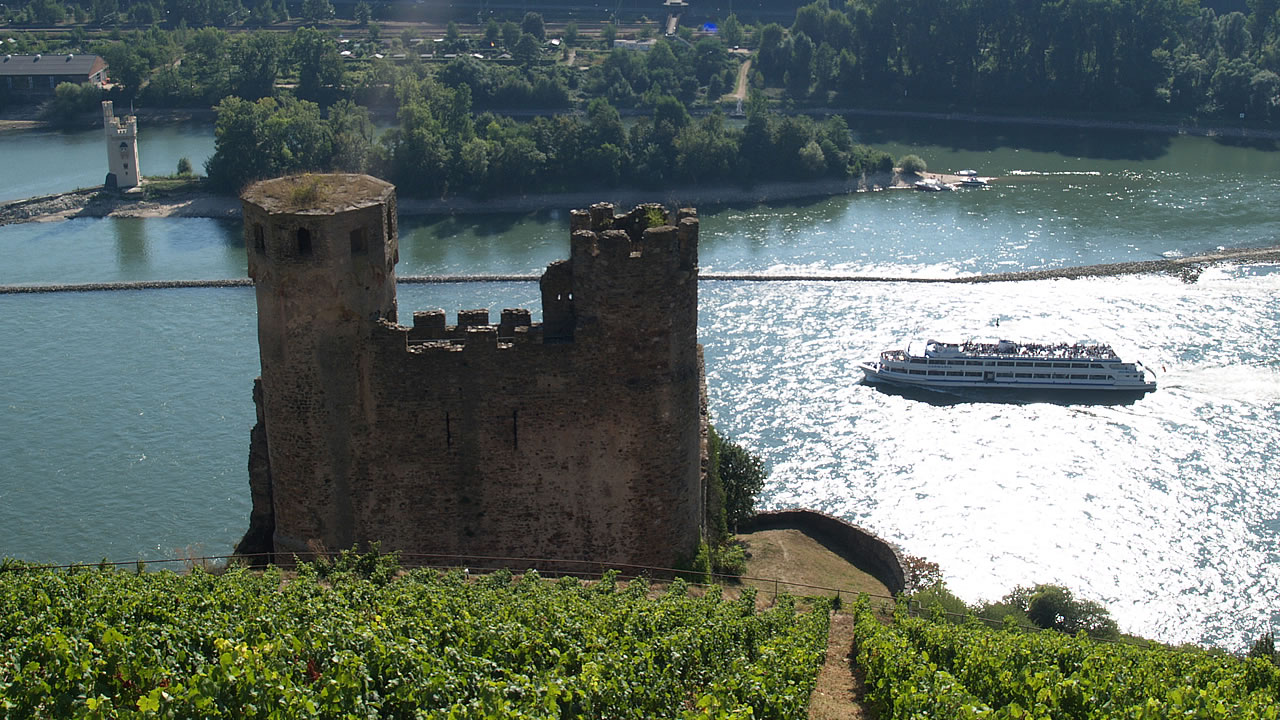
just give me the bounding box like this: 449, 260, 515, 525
0, 171, 970, 225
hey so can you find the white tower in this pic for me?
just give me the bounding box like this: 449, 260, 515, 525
102, 101, 140, 190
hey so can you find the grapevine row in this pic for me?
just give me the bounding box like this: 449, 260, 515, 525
851, 596, 1280, 719
0, 564, 829, 719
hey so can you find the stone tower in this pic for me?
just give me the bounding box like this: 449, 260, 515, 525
102, 101, 139, 190
242, 174, 399, 555
239, 174, 705, 569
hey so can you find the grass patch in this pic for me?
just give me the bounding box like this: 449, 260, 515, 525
738, 528, 892, 607
140, 175, 206, 199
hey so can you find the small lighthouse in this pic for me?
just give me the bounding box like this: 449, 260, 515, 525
102, 101, 140, 190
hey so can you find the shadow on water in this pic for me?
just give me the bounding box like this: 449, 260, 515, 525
845, 115, 1174, 162
1210, 135, 1280, 152
863, 379, 1150, 407
404, 209, 558, 238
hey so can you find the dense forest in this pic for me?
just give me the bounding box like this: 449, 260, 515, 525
3, 0, 1278, 194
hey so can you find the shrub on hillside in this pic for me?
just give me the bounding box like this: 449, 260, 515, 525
898, 153, 927, 175
1001, 583, 1119, 639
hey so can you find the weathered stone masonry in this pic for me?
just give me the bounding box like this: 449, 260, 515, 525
237, 174, 706, 568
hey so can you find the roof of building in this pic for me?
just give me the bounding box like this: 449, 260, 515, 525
0, 54, 106, 77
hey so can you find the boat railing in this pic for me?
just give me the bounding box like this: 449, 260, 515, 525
958, 340, 1118, 360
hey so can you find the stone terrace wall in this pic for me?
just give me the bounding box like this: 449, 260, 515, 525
741, 509, 906, 594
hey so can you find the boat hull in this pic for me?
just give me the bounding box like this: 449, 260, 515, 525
859, 362, 1156, 394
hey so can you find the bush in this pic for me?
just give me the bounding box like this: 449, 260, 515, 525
308, 541, 401, 585
715, 431, 766, 529
908, 583, 970, 623
46, 82, 101, 125
902, 554, 942, 594
1248, 633, 1277, 665
898, 153, 927, 175
1001, 583, 1119, 639
176, 157, 193, 176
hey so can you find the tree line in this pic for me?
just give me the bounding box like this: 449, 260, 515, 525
758, 0, 1280, 122
205, 83, 894, 197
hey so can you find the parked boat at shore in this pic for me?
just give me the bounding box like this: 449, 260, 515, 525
914, 178, 953, 191
860, 339, 1157, 394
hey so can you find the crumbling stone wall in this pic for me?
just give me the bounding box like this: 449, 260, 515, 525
238, 174, 705, 569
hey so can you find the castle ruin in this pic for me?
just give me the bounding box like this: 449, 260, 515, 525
237, 174, 707, 568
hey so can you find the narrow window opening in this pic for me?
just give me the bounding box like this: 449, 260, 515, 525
350, 227, 367, 255
445, 412, 452, 448
512, 409, 518, 449
296, 227, 312, 256
253, 224, 265, 253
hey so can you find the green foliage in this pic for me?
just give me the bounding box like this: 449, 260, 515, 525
1002, 583, 1119, 640
908, 583, 970, 622
176, 157, 193, 176
851, 595, 1280, 719
715, 431, 766, 530
898, 153, 927, 175
1249, 633, 1278, 665
308, 541, 401, 585
206, 94, 371, 192
901, 554, 943, 595
0, 562, 828, 718
45, 82, 101, 125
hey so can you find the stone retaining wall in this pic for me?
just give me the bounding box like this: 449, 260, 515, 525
741, 508, 906, 594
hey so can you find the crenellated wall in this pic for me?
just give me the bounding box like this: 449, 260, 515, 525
238, 179, 705, 569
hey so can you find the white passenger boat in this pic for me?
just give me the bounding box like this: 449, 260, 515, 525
860, 339, 1157, 393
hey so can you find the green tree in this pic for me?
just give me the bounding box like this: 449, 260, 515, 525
229, 31, 282, 101
674, 110, 736, 182
564, 21, 579, 48
714, 430, 766, 530
898, 153, 926, 174
601, 22, 617, 50
721, 14, 744, 48
1002, 584, 1119, 639
327, 98, 373, 172
206, 95, 335, 192
354, 1, 370, 26
292, 27, 344, 104
47, 82, 101, 125
300, 0, 334, 24
501, 21, 520, 50
98, 43, 148, 99
176, 156, 193, 175
484, 18, 500, 48
513, 33, 541, 67
521, 11, 545, 41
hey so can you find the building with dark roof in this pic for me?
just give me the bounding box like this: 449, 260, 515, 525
1, 53, 107, 96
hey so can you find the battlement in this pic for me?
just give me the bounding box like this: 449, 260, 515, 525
568, 203, 698, 272
397, 308, 542, 350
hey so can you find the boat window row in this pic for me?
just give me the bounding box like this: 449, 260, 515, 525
912, 358, 1106, 369
907, 370, 1112, 380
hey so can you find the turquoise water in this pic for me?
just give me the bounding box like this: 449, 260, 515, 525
1, 120, 1278, 649
0, 123, 216, 204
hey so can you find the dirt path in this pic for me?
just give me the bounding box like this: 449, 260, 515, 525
733, 59, 751, 101
808, 612, 870, 720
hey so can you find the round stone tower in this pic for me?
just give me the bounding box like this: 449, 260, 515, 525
242, 174, 398, 556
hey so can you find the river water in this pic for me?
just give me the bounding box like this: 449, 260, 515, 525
1, 117, 1278, 650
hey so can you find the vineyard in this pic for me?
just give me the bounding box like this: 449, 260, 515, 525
851, 597, 1280, 719
0, 562, 830, 719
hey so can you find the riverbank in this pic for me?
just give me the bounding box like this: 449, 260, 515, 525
0, 170, 966, 226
